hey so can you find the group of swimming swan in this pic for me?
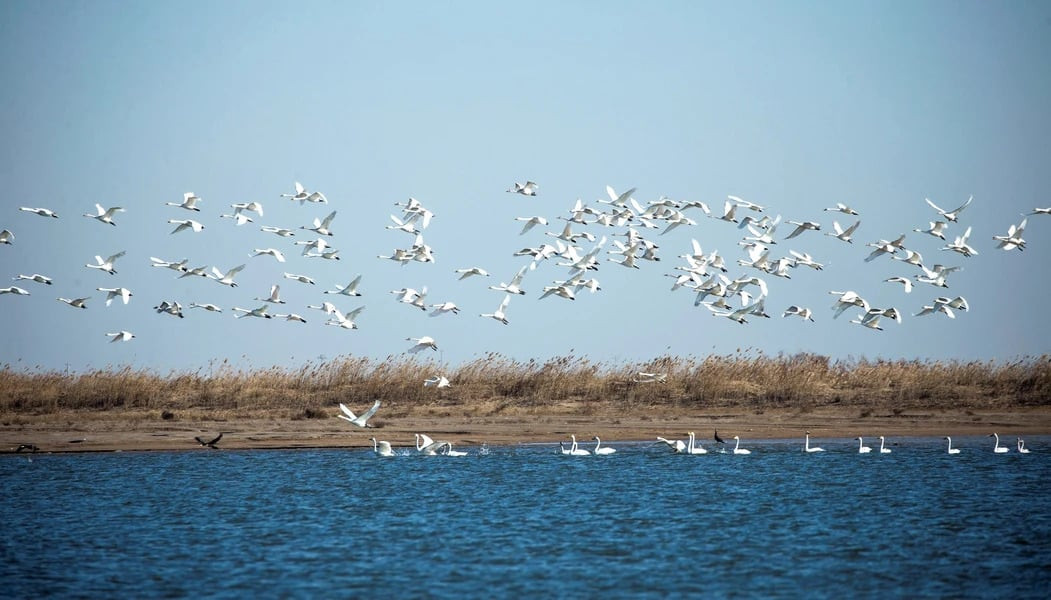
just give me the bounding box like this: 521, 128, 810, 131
363, 431, 1035, 457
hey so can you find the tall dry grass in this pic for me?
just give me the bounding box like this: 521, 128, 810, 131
1, 353, 1049, 420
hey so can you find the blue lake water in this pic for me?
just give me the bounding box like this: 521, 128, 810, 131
2, 436, 1049, 598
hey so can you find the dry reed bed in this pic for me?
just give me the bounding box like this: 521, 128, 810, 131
2, 353, 1049, 423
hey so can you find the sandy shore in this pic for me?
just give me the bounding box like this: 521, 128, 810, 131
3, 407, 1049, 453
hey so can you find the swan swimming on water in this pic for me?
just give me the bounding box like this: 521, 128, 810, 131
1017, 438, 1030, 454
879, 436, 892, 454
945, 437, 961, 454
857, 437, 872, 453
732, 436, 751, 455
990, 433, 1009, 454
567, 435, 590, 456
371, 437, 394, 457
593, 436, 616, 455
804, 431, 824, 453
686, 432, 707, 455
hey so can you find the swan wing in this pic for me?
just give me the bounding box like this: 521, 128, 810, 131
339, 403, 359, 420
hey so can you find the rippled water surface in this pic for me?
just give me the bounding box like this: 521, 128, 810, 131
3, 436, 1049, 598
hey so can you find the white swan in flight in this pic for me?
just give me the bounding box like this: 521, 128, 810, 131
782, 305, 814, 321
150, 256, 188, 273
823, 202, 859, 215
83, 204, 124, 226
593, 436, 616, 455
106, 330, 135, 343
281, 181, 309, 202
857, 437, 872, 454
219, 212, 253, 226
825, 220, 861, 243
784, 220, 821, 239
325, 306, 364, 330
231, 304, 272, 319
167, 192, 201, 211
325, 275, 363, 296
913, 220, 947, 240
993, 218, 1026, 251
804, 431, 824, 452
429, 302, 460, 316
231, 201, 264, 217
283, 272, 316, 285
507, 181, 538, 196
189, 302, 222, 313
941, 226, 979, 257
303, 210, 338, 236
406, 336, 438, 353
153, 300, 184, 318
251, 248, 286, 262
945, 436, 961, 454
990, 433, 1009, 454
371, 438, 394, 457
424, 375, 451, 388
168, 218, 205, 234
732, 436, 751, 454
0, 229, 12, 244
96, 286, 132, 306
210, 264, 245, 287
884, 276, 913, 293
480, 294, 512, 325
58, 296, 90, 309
515, 215, 548, 235
0, 286, 30, 295
15, 273, 52, 286
260, 225, 295, 237
455, 267, 489, 280
19, 206, 59, 218
255, 284, 286, 304
926, 195, 972, 223
686, 432, 707, 455
338, 400, 381, 428
86, 251, 126, 275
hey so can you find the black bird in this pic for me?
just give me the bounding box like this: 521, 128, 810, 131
194, 433, 223, 448
15, 443, 39, 453
714, 430, 725, 444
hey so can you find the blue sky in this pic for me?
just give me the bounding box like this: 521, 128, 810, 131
1, 1, 1049, 373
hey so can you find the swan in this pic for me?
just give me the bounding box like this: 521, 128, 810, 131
686, 432, 707, 455
823, 202, 859, 215
371, 437, 394, 457
804, 431, 825, 452
14, 274, 52, 285
325, 306, 364, 330
0, 286, 30, 296
941, 226, 979, 257
439, 443, 468, 457
85, 251, 126, 275
231, 201, 264, 217
303, 210, 338, 236
282, 272, 315, 285
657, 436, 687, 453
405, 336, 438, 353
857, 437, 872, 454
219, 212, 254, 226
96, 286, 132, 306
593, 436, 617, 455
167, 192, 201, 211
489, 265, 528, 295
231, 304, 272, 319
423, 375, 451, 388
189, 302, 222, 312
255, 284, 286, 304
515, 215, 548, 235
480, 294, 512, 324
415, 433, 445, 455
824, 220, 861, 243
913, 220, 948, 240
280, 181, 309, 202
57, 296, 90, 309
294, 237, 329, 256
568, 435, 590, 456
150, 256, 188, 272
455, 267, 490, 280
273, 313, 307, 323
925, 195, 972, 223
507, 181, 538, 196
782, 306, 815, 321
19, 206, 59, 218
990, 433, 1009, 453
338, 400, 381, 428
945, 436, 961, 454
153, 300, 184, 318
788, 250, 824, 270
783, 221, 820, 239
1017, 438, 1030, 454
879, 436, 892, 454
428, 302, 460, 316
260, 225, 295, 237
106, 330, 135, 343
993, 218, 1027, 251
210, 264, 245, 287
251, 248, 286, 262
0, 229, 12, 244
732, 436, 751, 454
325, 275, 363, 296
83, 203, 124, 226
884, 276, 913, 293
558, 441, 572, 455
168, 218, 205, 234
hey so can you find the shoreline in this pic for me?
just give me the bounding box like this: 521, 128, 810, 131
3, 407, 1049, 453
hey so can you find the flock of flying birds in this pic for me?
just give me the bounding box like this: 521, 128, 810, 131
0, 179, 1047, 370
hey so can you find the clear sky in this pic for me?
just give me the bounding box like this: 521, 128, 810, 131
1, 1, 1049, 374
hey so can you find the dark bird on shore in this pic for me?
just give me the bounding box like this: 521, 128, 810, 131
195, 433, 223, 448
714, 430, 725, 444
15, 443, 39, 453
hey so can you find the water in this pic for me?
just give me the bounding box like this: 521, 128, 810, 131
2, 436, 1049, 598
